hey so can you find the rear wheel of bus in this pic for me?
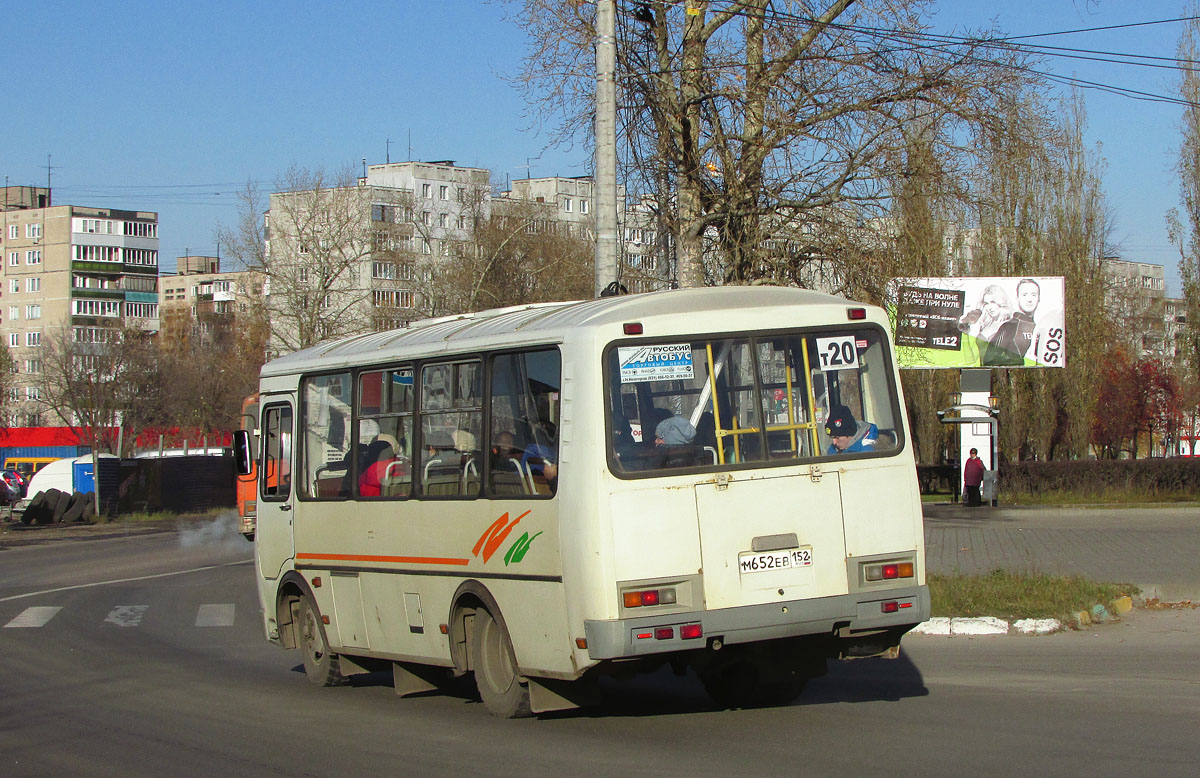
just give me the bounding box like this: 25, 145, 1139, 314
470, 608, 531, 718
298, 596, 346, 687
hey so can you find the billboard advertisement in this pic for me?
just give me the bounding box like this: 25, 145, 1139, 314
888, 276, 1066, 368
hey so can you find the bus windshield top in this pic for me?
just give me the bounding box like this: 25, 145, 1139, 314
605, 325, 901, 475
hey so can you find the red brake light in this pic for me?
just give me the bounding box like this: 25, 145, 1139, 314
847, 307, 867, 320
883, 564, 899, 579
882, 601, 899, 614
680, 624, 703, 640
623, 322, 643, 335
641, 590, 660, 606
654, 627, 674, 640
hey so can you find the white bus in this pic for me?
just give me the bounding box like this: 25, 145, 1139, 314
236, 286, 929, 717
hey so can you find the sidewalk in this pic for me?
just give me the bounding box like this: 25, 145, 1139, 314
923, 502, 1200, 602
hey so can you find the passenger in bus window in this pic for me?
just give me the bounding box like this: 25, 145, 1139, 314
359, 434, 400, 497
825, 405, 878, 454
521, 421, 558, 491
492, 430, 518, 457
654, 415, 697, 446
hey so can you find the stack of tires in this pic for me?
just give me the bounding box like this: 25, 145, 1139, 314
20, 489, 96, 526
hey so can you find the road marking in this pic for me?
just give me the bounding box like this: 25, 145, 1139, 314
0, 559, 252, 604
4, 606, 62, 628
105, 605, 149, 627
196, 604, 235, 627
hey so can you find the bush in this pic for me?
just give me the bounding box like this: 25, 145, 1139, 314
1000, 458, 1200, 500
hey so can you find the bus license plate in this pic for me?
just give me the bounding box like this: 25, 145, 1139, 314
738, 547, 813, 573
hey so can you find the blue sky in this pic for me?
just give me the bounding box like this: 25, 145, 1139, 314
1, 1, 1193, 293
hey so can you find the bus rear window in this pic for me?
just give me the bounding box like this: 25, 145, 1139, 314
605, 327, 901, 476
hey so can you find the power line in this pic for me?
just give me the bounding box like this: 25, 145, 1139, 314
617, 6, 1200, 109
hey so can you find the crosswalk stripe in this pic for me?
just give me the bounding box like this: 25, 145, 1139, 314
105, 605, 149, 627
196, 604, 235, 627
4, 606, 62, 628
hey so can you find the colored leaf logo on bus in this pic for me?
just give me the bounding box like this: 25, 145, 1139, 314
503, 531, 543, 566
472, 510, 536, 565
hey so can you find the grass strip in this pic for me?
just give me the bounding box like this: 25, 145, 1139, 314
929, 569, 1136, 620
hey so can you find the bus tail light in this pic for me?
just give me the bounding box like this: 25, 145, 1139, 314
847, 307, 867, 320
622, 587, 677, 608
680, 624, 703, 640
655, 627, 674, 640
863, 561, 915, 582
623, 322, 644, 335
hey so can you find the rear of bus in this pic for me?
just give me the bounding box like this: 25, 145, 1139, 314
581, 294, 927, 705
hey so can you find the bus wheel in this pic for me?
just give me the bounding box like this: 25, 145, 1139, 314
298, 596, 346, 687
470, 608, 531, 718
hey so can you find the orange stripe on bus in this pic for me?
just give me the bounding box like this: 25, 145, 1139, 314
295, 553, 470, 566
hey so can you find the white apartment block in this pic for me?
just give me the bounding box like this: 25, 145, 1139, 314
503, 176, 668, 292
1, 185, 159, 425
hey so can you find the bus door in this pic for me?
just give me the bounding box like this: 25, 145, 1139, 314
695, 472, 847, 610
256, 398, 295, 580
691, 336, 848, 610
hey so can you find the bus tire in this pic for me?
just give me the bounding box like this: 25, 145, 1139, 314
298, 596, 346, 687
470, 608, 531, 718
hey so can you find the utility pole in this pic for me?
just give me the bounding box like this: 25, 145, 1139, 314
594, 0, 619, 297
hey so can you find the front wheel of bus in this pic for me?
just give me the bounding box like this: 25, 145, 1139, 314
470, 608, 531, 718
299, 596, 345, 687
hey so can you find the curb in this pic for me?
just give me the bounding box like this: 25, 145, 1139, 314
910, 595, 1137, 637
910, 616, 1062, 636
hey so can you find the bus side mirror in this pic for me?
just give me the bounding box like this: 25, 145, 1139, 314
233, 430, 253, 476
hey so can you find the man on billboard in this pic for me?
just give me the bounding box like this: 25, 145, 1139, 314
983, 278, 1040, 366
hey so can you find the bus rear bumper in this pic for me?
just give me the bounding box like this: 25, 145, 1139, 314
583, 585, 930, 660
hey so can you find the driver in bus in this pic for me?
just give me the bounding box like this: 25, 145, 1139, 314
825, 405, 878, 454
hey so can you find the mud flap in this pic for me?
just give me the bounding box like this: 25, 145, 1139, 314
393, 661, 444, 697
529, 677, 599, 714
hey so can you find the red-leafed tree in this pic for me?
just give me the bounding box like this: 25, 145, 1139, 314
1090, 348, 1180, 459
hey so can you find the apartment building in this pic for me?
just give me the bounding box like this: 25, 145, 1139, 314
266, 174, 419, 354
1, 185, 159, 425
1101, 257, 1168, 357
503, 176, 669, 292
158, 255, 265, 347
264, 160, 675, 354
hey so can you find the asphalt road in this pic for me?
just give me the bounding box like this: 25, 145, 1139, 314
1, 523, 1198, 777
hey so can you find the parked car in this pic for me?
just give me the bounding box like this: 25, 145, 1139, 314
2, 469, 28, 497
0, 470, 22, 505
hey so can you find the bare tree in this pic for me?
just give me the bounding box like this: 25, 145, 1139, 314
215, 179, 268, 273
36, 324, 163, 453
413, 195, 594, 316
507, 0, 1026, 287
0, 346, 15, 429
224, 165, 415, 355
157, 293, 268, 434
961, 87, 1112, 462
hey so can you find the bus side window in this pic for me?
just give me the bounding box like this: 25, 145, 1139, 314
419, 360, 482, 497
301, 372, 352, 500
487, 349, 561, 497
261, 404, 292, 500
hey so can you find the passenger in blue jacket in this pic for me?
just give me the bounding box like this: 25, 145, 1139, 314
825, 405, 878, 455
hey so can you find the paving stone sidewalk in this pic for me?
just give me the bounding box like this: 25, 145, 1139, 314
923, 503, 1200, 602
